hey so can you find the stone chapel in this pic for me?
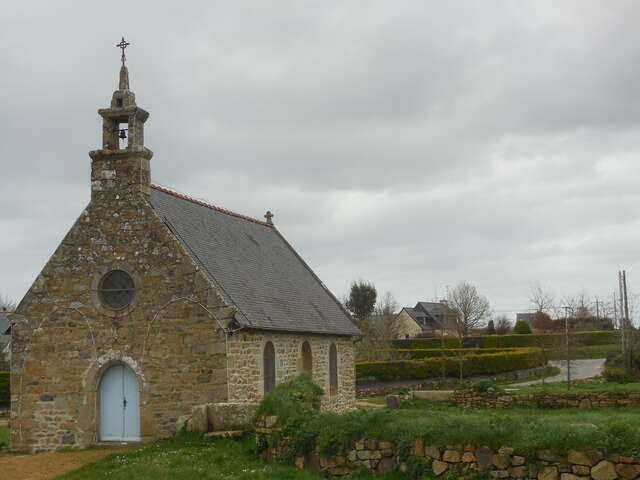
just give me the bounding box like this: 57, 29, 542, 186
10, 53, 360, 453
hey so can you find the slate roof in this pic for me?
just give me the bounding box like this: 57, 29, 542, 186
403, 302, 458, 331
149, 185, 360, 336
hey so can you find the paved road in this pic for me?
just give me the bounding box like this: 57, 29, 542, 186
511, 358, 606, 387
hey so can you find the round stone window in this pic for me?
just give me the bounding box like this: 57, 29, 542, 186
98, 270, 136, 310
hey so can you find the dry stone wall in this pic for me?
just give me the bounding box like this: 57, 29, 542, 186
227, 331, 355, 412
452, 391, 640, 409
257, 419, 640, 479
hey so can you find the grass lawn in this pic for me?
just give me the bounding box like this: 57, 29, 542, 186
512, 378, 640, 395
379, 400, 640, 457
56, 433, 409, 480
0, 426, 8, 455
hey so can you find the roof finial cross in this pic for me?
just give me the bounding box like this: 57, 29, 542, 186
116, 37, 131, 66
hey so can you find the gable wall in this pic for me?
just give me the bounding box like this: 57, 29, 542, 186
392, 310, 422, 339
227, 330, 355, 412
11, 191, 232, 453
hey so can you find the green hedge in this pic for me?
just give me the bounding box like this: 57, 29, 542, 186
393, 331, 620, 350
356, 348, 545, 381
0, 371, 9, 405
481, 331, 619, 348
397, 347, 524, 359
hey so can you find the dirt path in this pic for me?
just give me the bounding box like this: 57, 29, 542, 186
0, 447, 128, 480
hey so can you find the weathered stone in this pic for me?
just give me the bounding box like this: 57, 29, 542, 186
411, 439, 425, 457
386, 395, 401, 409
569, 450, 597, 467
208, 402, 258, 432
294, 456, 305, 469
444, 450, 462, 463
356, 439, 366, 451
377, 457, 395, 475
264, 416, 278, 429
592, 461, 618, 480
612, 456, 638, 465
357, 450, 370, 460
616, 463, 640, 480
491, 470, 510, 478
476, 446, 494, 470
578, 399, 592, 409
539, 466, 559, 480
573, 466, 591, 476
462, 451, 476, 463
499, 447, 515, 455
513, 456, 526, 466
510, 466, 526, 478
365, 439, 377, 450
561, 474, 583, 480
540, 450, 563, 462
433, 460, 449, 476
189, 405, 208, 432
425, 445, 441, 459
493, 454, 512, 469
378, 441, 393, 450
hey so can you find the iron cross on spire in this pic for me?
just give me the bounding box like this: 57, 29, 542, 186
116, 37, 131, 66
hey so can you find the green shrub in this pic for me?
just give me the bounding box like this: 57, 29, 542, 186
603, 346, 640, 383
254, 373, 324, 428
513, 321, 533, 334
470, 379, 503, 393
0, 371, 9, 405
397, 347, 521, 359
356, 348, 545, 381
481, 331, 619, 348
393, 331, 619, 350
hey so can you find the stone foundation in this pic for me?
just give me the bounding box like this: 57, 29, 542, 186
452, 391, 640, 409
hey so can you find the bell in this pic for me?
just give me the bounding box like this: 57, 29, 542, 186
119, 129, 127, 140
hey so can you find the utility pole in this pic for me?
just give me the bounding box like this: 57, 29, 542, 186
622, 270, 631, 371
619, 271, 626, 354
613, 291, 618, 330
594, 297, 600, 323
563, 305, 572, 390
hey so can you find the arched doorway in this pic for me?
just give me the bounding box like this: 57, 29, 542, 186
99, 364, 140, 442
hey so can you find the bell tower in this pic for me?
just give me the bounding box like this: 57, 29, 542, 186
89, 38, 153, 201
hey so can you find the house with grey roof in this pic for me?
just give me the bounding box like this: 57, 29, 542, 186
10, 54, 360, 453
392, 301, 458, 339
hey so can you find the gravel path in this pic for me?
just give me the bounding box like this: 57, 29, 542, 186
511, 358, 606, 387
0, 447, 130, 480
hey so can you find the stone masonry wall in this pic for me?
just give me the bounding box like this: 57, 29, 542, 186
11, 187, 234, 453
227, 330, 356, 412
452, 391, 640, 409
257, 420, 640, 479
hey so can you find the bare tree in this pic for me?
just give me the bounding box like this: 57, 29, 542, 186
0, 295, 16, 312
447, 282, 491, 340
495, 315, 512, 335
529, 282, 555, 314
355, 291, 398, 362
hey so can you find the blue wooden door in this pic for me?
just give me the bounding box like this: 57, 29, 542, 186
99, 365, 140, 442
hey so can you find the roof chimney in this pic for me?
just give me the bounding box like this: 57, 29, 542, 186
264, 211, 274, 225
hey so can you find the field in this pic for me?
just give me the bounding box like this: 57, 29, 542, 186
513, 378, 640, 395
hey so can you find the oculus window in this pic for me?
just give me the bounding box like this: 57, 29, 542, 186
98, 270, 136, 310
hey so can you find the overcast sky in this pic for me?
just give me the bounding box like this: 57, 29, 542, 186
2, 1, 640, 320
